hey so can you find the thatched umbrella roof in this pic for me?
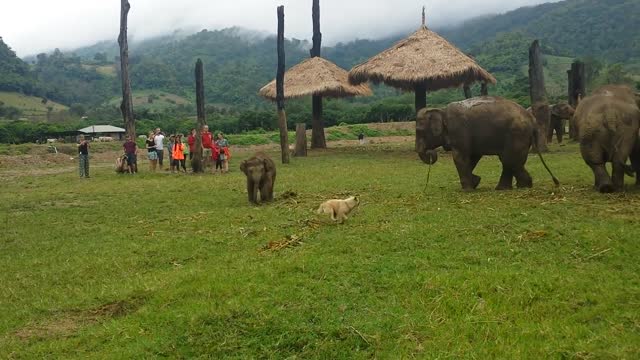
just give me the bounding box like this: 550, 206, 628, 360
259, 56, 372, 100
348, 25, 496, 92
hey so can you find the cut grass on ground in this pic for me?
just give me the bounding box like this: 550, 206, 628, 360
1, 142, 639, 358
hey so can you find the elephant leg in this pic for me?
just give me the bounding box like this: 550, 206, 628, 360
611, 161, 626, 191
452, 151, 475, 191
260, 179, 273, 202
470, 155, 482, 189
247, 180, 257, 204
496, 166, 514, 190
631, 150, 640, 186
556, 120, 565, 144
547, 124, 554, 144
590, 164, 613, 193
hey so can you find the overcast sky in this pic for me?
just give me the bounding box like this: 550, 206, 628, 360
1, 0, 559, 56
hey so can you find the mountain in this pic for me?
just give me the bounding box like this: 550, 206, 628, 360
0, 37, 37, 94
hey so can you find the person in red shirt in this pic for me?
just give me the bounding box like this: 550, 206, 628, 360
201, 125, 213, 170
123, 135, 138, 174
187, 128, 196, 161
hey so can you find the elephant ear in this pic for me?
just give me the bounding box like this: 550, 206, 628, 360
240, 160, 247, 174
264, 158, 275, 173
429, 110, 445, 137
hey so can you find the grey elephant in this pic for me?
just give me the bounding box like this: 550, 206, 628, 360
240, 152, 276, 204
574, 85, 640, 192
416, 96, 559, 191
548, 103, 575, 144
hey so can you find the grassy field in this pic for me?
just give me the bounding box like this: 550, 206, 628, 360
0, 92, 68, 116
1, 142, 639, 358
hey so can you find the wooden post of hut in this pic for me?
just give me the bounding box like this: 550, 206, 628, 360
463, 84, 472, 99
480, 82, 488, 96
310, 0, 326, 149
192, 59, 206, 173
295, 123, 307, 157
276, 6, 290, 164
528, 40, 550, 152
568, 61, 585, 140
118, 0, 135, 138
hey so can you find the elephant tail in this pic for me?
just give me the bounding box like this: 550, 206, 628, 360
532, 128, 560, 187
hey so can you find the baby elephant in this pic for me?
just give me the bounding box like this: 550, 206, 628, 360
240, 152, 276, 204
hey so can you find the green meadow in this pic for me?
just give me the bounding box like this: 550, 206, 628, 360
1, 142, 639, 358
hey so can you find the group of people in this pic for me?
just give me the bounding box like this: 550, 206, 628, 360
142, 126, 231, 174
77, 125, 231, 178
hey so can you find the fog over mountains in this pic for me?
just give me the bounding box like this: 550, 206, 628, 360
1, 0, 561, 56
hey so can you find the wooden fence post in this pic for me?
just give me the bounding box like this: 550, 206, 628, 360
295, 123, 307, 157
276, 6, 290, 164
529, 40, 550, 152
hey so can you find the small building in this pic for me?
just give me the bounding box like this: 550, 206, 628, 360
78, 125, 126, 141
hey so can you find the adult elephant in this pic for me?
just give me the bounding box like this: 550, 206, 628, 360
548, 103, 575, 144
574, 85, 640, 192
240, 152, 276, 204
416, 96, 559, 191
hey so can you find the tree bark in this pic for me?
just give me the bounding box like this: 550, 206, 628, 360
415, 83, 427, 113
568, 61, 585, 141
295, 123, 307, 157
311, 96, 326, 149
277, 6, 290, 164
463, 84, 472, 99
118, 0, 135, 138
310, 0, 326, 149
529, 40, 549, 152
192, 59, 206, 173
480, 82, 488, 96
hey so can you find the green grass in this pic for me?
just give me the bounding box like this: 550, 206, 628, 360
1, 143, 639, 358
0, 92, 68, 116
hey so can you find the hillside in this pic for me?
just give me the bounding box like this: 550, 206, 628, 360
0, 92, 67, 117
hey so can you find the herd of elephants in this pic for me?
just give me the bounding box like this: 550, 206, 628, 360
240, 84, 639, 204
415, 84, 640, 193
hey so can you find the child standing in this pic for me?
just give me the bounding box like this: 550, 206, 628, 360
172, 134, 187, 173
78, 135, 90, 178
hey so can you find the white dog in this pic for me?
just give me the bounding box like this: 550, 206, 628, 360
317, 196, 360, 223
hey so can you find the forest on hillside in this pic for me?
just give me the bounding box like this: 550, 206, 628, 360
1, 0, 639, 143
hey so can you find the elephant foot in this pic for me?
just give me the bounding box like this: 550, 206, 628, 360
516, 177, 533, 189
598, 183, 615, 193
624, 165, 635, 177
472, 175, 481, 189
495, 182, 514, 191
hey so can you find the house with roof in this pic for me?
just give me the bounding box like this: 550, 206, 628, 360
78, 125, 126, 141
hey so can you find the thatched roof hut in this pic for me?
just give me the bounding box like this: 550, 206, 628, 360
348, 23, 496, 111
259, 56, 372, 100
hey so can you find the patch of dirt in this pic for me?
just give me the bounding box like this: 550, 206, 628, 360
14, 296, 145, 341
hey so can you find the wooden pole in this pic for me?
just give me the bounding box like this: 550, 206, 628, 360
568, 61, 585, 140
310, 0, 326, 149
118, 0, 135, 138
415, 83, 427, 113
295, 123, 307, 157
480, 82, 488, 96
529, 40, 550, 152
463, 84, 472, 99
277, 6, 290, 164
192, 59, 206, 173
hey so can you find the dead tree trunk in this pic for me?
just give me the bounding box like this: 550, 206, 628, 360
310, 0, 326, 149
277, 6, 290, 164
192, 59, 206, 173
480, 82, 488, 96
529, 40, 550, 152
463, 84, 472, 99
295, 123, 307, 157
415, 83, 427, 113
568, 61, 585, 140
118, 0, 135, 138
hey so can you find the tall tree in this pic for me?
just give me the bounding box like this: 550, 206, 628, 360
192, 59, 206, 173
277, 6, 290, 164
118, 0, 135, 137
310, 0, 326, 149
529, 40, 550, 152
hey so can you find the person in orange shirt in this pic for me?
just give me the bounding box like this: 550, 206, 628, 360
172, 134, 187, 173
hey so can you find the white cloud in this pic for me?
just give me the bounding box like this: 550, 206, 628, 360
0, 0, 559, 56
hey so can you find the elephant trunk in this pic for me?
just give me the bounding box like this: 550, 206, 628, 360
419, 150, 438, 165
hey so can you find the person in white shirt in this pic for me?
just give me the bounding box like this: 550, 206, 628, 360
154, 128, 166, 168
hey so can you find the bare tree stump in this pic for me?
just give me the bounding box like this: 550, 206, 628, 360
192, 59, 206, 173
295, 123, 307, 157
277, 6, 290, 164
480, 82, 488, 96
118, 0, 135, 138
310, 0, 326, 149
529, 40, 549, 152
